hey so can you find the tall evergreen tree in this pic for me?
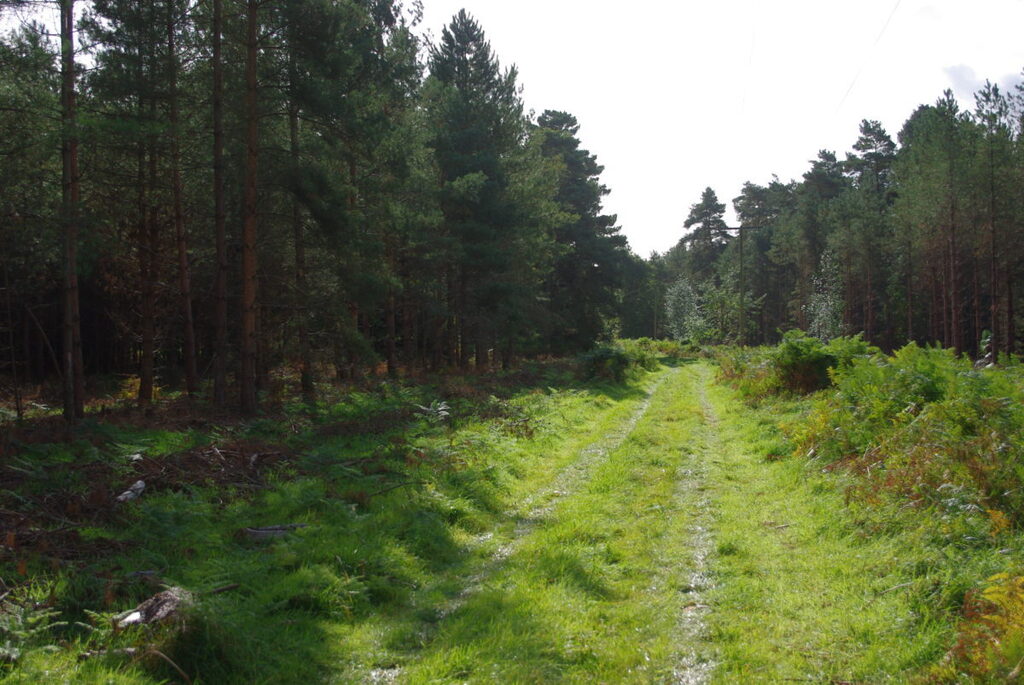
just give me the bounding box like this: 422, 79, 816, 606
426, 9, 526, 367
536, 110, 627, 352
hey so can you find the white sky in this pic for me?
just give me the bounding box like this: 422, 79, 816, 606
418, 1, 1024, 256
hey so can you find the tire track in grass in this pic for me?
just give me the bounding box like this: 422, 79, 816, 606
442, 366, 678, 615
671, 365, 717, 684
366, 368, 677, 684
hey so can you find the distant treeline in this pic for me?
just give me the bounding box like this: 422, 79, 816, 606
645, 85, 1024, 357
0, 2, 631, 419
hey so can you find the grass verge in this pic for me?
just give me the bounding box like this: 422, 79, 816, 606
703, 368, 1024, 682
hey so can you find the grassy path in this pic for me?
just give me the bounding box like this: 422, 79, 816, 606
7, 361, 948, 683
374, 363, 713, 682
376, 362, 943, 683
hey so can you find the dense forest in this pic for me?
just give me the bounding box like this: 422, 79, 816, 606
1, 0, 1023, 425
0, 0, 629, 421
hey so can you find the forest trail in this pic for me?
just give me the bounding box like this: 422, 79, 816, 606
375, 363, 721, 683
429, 367, 680, 625
367, 362, 930, 683
2, 360, 951, 683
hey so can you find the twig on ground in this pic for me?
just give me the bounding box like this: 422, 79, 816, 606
368, 481, 426, 498
147, 648, 192, 684
878, 581, 913, 595
205, 583, 239, 595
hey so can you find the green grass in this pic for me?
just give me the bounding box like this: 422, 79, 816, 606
702, 373, 1024, 683
1, 365, 668, 684
388, 364, 708, 682
7, 356, 1023, 682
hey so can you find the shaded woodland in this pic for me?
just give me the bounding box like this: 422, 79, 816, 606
0, 1, 629, 421
2, 0, 1024, 426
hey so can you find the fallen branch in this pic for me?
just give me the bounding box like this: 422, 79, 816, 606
239, 524, 308, 540
78, 647, 141, 661
205, 583, 239, 595
148, 648, 192, 684
878, 581, 914, 596
369, 481, 426, 498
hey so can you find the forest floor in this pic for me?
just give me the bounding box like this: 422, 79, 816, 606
0, 360, 991, 682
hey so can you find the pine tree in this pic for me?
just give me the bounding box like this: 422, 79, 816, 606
536, 110, 627, 352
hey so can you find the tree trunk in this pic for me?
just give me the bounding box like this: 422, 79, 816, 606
475, 336, 488, 372
167, 1, 198, 396
401, 289, 416, 370
289, 102, 314, 399
865, 262, 874, 341
1006, 271, 1016, 355
240, 0, 259, 414
972, 256, 981, 356
990, 228, 1000, 361
140, 117, 160, 410
212, 0, 228, 406
60, 0, 84, 422
906, 236, 913, 342
136, 141, 154, 409
385, 291, 397, 377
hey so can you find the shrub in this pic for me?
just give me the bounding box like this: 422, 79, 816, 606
716, 332, 882, 399
577, 342, 660, 382
771, 330, 836, 393
714, 345, 779, 399
795, 343, 1024, 522
824, 333, 879, 371
616, 339, 661, 370
577, 346, 632, 382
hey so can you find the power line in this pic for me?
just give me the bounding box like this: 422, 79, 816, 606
836, 0, 903, 113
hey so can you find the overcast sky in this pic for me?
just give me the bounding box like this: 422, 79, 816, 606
419, 1, 1024, 256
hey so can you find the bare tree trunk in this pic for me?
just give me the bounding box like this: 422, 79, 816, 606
385, 291, 397, 377
240, 0, 259, 414
136, 141, 154, 408
212, 0, 228, 406
906, 236, 913, 342
990, 230, 1000, 361
167, 1, 198, 396
865, 263, 874, 341
972, 257, 982, 355
457, 274, 469, 369
940, 249, 950, 347
255, 301, 269, 392
401, 288, 416, 370
140, 118, 160, 410
949, 227, 961, 353
60, 0, 84, 422
1007, 271, 1016, 355
475, 336, 488, 372
288, 102, 314, 398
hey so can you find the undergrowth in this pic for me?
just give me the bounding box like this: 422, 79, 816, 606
576, 337, 696, 383
718, 335, 1024, 681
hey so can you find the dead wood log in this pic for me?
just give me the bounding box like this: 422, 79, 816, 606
115, 480, 145, 503
115, 586, 192, 628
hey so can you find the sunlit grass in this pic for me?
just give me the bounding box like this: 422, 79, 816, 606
389, 366, 706, 682
1, 366, 667, 684
700, 379, 1017, 682
7, 359, 1021, 683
